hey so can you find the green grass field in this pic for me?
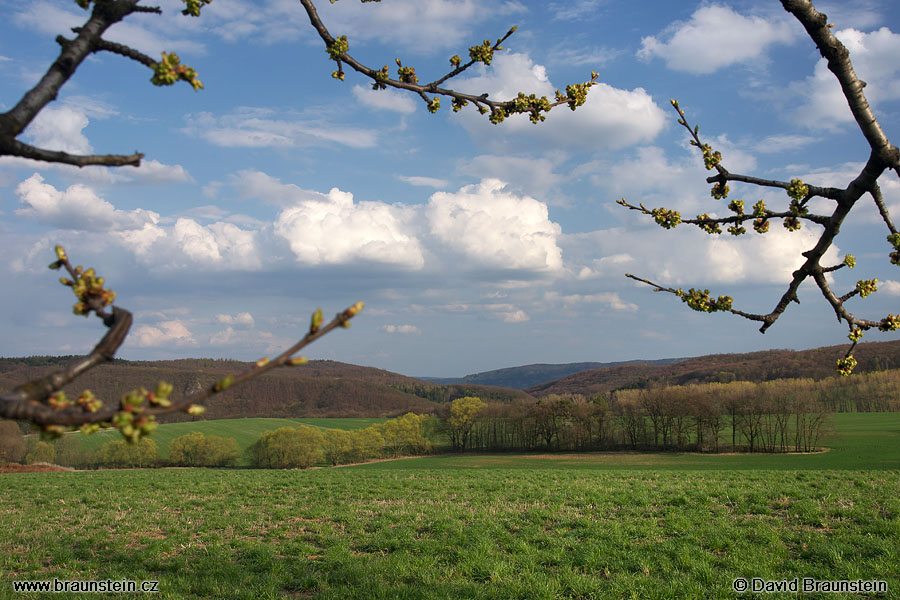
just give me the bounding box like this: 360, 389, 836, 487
3, 413, 899, 599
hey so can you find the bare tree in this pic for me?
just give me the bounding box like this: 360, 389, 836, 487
619, 0, 900, 375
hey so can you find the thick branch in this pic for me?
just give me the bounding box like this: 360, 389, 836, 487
0, 0, 147, 167
0, 136, 143, 167
782, 0, 900, 172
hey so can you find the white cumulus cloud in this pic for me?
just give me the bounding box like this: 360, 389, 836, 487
637, 4, 795, 74
427, 179, 563, 272
130, 320, 196, 348
792, 27, 900, 129
14, 174, 159, 231
21, 105, 92, 155
275, 187, 424, 269
456, 53, 665, 150
380, 324, 422, 334
352, 85, 417, 114
216, 312, 255, 328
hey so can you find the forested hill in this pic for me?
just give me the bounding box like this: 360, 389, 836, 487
524, 340, 900, 397
0, 357, 533, 421
419, 358, 684, 390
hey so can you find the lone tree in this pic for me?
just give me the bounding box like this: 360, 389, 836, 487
0, 0, 897, 440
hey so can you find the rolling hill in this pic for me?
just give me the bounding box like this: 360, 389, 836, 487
419, 358, 684, 389
524, 339, 900, 396
0, 357, 533, 421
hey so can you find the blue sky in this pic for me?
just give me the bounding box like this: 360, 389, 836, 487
1, 0, 899, 377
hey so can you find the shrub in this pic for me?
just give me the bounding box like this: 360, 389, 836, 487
25, 440, 56, 465
52, 435, 83, 467
169, 432, 239, 467
379, 412, 432, 456
322, 429, 353, 466
0, 420, 26, 463
94, 438, 158, 468
247, 426, 324, 469
347, 426, 384, 463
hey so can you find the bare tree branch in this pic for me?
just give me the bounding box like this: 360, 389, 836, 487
619, 1, 900, 374
0, 0, 149, 167
782, 0, 900, 172
0, 247, 363, 434
297, 0, 598, 122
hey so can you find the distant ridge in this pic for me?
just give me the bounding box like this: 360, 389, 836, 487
0, 357, 533, 421
418, 358, 684, 390
524, 339, 900, 397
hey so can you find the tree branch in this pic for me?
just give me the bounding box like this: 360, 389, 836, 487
781, 0, 900, 172
297, 0, 597, 122
0, 247, 363, 433
0, 0, 149, 167
0, 136, 143, 167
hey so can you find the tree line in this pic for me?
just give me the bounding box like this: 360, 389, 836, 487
441, 375, 856, 454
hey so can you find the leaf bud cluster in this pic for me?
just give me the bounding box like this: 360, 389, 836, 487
468, 40, 495, 65
152, 52, 203, 91
783, 216, 801, 231
787, 178, 809, 202
181, 0, 211, 16
836, 355, 857, 376
711, 181, 729, 199
879, 314, 900, 331
48, 391, 70, 411
77, 390, 103, 413
887, 234, 900, 265
696, 214, 722, 234
694, 143, 721, 170
650, 207, 681, 229
327, 35, 349, 60
53, 249, 116, 316
511, 93, 551, 123
557, 81, 591, 111
675, 288, 733, 313
489, 108, 507, 124
452, 98, 468, 112
856, 278, 878, 298
396, 59, 418, 84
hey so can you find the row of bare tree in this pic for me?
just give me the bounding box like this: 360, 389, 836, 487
448, 376, 854, 453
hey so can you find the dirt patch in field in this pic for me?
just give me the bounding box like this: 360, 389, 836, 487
0, 462, 73, 474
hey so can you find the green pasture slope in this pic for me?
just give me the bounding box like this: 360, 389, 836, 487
1, 413, 898, 599
69, 417, 387, 458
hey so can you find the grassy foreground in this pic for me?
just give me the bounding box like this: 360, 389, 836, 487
1, 468, 898, 599
3, 413, 898, 598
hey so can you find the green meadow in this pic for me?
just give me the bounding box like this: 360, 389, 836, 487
2, 413, 899, 599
